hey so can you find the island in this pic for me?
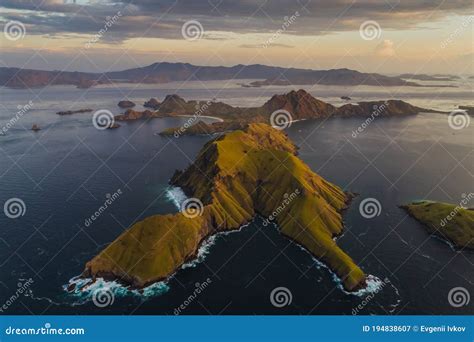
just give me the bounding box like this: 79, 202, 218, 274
83, 123, 367, 291
401, 200, 474, 249
144, 98, 160, 109
155, 89, 441, 136
118, 100, 136, 109
458, 106, 474, 116
56, 109, 93, 115
0, 62, 438, 89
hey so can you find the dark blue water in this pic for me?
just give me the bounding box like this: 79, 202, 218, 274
0, 84, 472, 315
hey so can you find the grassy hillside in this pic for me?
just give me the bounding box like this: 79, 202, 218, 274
402, 201, 474, 249
84, 123, 366, 291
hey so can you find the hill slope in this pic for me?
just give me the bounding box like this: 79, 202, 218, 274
1, 62, 421, 89
402, 201, 474, 249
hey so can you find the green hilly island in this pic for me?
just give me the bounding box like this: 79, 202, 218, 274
84, 123, 366, 291
402, 201, 474, 249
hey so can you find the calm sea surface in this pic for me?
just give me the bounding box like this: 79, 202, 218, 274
0, 80, 472, 314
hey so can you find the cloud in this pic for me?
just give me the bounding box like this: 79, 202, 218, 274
239, 43, 294, 49
0, 0, 472, 43
375, 39, 395, 57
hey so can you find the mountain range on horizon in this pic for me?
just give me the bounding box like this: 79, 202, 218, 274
0, 61, 457, 90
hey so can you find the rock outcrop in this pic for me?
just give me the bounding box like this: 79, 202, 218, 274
115, 109, 159, 121
118, 100, 136, 109
56, 109, 93, 115
144, 98, 160, 109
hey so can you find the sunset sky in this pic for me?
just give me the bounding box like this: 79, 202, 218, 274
1, 0, 472, 75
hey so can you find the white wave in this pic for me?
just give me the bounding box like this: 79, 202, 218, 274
165, 186, 188, 209
64, 276, 169, 304
181, 221, 252, 269
263, 218, 384, 297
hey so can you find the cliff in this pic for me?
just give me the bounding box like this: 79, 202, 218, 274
84, 123, 366, 291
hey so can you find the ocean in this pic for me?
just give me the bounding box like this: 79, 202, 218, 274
0, 79, 472, 314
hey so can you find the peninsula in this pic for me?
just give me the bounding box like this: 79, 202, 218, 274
83, 123, 366, 291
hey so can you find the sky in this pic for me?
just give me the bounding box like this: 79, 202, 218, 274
0, 0, 473, 75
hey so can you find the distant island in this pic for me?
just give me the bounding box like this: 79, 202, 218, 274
402, 200, 474, 249
0, 62, 437, 89
83, 123, 367, 291
56, 109, 92, 115
110, 89, 441, 135
397, 73, 460, 82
